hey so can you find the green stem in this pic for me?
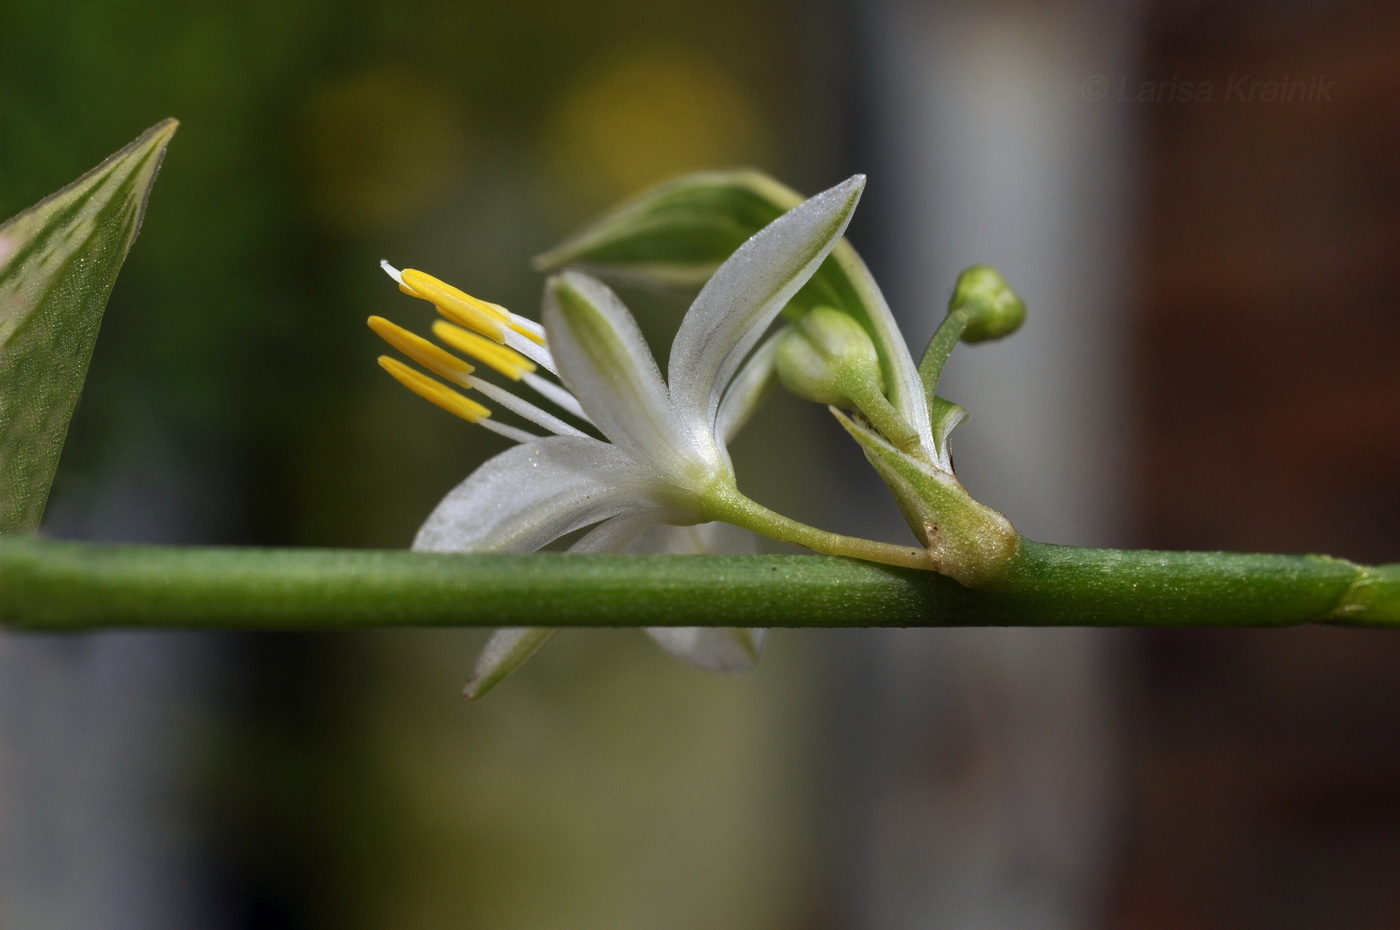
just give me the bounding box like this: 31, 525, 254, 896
701, 485, 933, 570
0, 535, 1396, 631
917, 309, 968, 401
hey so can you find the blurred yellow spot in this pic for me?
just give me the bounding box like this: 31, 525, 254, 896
378, 356, 490, 422
301, 68, 470, 233
543, 47, 774, 215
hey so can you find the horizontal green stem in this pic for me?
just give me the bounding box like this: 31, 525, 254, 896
0, 536, 1396, 632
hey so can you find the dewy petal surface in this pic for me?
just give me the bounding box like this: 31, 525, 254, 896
412, 436, 664, 553
543, 271, 708, 472
668, 175, 864, 432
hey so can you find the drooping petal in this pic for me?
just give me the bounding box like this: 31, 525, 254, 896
543, 272, 706, 472
463, 628, 557, 700
626, 522, 769, 673
645, 627, 767, 673
412, 436, 664, 553
668, 175, 864, 432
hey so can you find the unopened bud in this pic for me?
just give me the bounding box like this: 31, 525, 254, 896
775, 306, 884, 407
949, 265, 1025, 343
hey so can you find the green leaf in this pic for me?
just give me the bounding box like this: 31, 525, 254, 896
534, 171, 795, 287
0, 119, 178, 534
534, 170, 929, 442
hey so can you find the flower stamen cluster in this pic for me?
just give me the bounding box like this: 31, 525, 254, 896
372, 263, 592, 446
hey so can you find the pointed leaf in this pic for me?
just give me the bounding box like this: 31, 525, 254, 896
0, 119, 178, 533
533, 171, 796, 287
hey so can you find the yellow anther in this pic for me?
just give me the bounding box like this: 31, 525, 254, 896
378, 356, 490, 423
398, 268, 546, 346
432, 320, 537, 380
368, 316, 475, 385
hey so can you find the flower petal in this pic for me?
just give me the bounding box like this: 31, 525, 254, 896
543, 272, 711, 474
412, 436, 662, 553
463, 628, 557, 700
567, 509, 666, 553
838, 249, 935, 457
668, 175, 864, 432
645, 627, 768, 673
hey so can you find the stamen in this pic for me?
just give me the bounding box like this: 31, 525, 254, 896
466, 376, 588, 438
397, 268, 545, 346
402, 273, 507, 342
476, 417, 542, 445
378, 356, 490, 423
501, 328, 558, 374
432, 321, 537, 379
379, 259, 406, 286
368, 316, 474, 385
523, 372, 589, 421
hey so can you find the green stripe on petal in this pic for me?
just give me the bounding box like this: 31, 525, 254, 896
545, 271, 721, 481
535, 170, 933, 461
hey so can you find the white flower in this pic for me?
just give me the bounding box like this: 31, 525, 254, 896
373, 176, 865, 697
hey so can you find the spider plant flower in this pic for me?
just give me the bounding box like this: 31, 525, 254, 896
532, 170, 1024, 588
373, 176, 923, 697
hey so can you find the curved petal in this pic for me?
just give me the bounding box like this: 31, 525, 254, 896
463, 628, 557, 700
668, 175, 864, 432
412, 436, 661, 553
625, 522, 768, 673
835, 245, 935, 457
543, 272, 708, 473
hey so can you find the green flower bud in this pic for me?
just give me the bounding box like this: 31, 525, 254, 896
949, 265, 1025, 343
775, 306, 885, 407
